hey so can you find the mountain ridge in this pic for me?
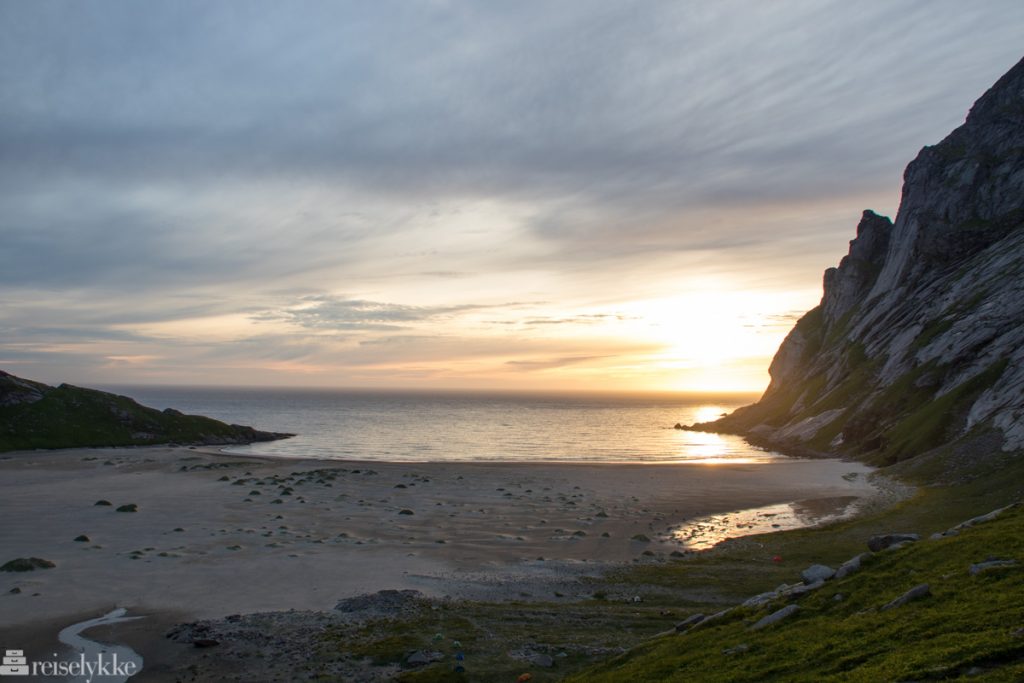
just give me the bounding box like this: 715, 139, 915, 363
692, 56, 1024, 473
0, 369, 292, 452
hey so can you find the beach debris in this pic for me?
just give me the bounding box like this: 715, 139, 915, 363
517, 673, 534, 682
881, 584, 931, 611
115, 503, 138, 513
867, 533, 920, 552
772, 555, 783, 563
1, 557, 56, 572
73, 535, 90, 543
94, 499, 112, 506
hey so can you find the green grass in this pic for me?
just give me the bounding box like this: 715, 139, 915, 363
570, 504, 1024, 682
0, 378, 285, 451
298, 458, 1024, 682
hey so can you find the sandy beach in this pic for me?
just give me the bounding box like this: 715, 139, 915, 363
0, 446, 881, 677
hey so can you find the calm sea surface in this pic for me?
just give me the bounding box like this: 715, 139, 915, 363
101, 386, 775, 464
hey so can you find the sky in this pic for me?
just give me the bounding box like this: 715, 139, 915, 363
1, 1, 1022, 394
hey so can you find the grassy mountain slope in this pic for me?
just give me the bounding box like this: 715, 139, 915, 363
0, 370, 291, 451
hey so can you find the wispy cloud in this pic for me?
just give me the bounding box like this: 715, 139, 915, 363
0, 1, 1021, 389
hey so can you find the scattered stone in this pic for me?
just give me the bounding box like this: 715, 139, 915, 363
934, 507, 1022, 539
94, 500, 112, 506
743, 591, 778, 608
73, 535, 90, 543
881, 584, 931, 611
674, 614, 705, 632
801, 564, 835, 584
528, 653, 554, 668
969, 559, 1018, 575
631, 534, 651, 542
835, 553, 871, 579
405, 650, 443, 667
1, 557, 56, 572
116, 504, 138, 513
867, 533, 920, 552
334, 589, 423, 614
9, 587, 21, 594
750, 604, 799, 630
723, 643, 749, 655
785, 580, 825, 599
601, 532, 611, 538
192, 638, 219, 648
398, 509, 415, 515
833, 593, 844, 602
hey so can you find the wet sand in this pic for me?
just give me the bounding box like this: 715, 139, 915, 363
0, 445, 879, 642
0, 446, 880, 626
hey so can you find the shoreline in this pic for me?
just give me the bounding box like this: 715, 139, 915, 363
0, 444, 900, 671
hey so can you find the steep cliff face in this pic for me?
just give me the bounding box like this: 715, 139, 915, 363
700, 56, 1024, 467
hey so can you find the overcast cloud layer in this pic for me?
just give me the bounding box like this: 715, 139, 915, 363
1, 1, 1022, 391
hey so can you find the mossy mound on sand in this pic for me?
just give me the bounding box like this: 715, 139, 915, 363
1, 557, 56, 572
0, 369, 292, 452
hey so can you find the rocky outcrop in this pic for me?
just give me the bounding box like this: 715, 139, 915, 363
0, 370, 293, 451
693, 56, 1024, 468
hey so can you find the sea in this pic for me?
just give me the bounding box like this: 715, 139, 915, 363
100, 386, 776, 465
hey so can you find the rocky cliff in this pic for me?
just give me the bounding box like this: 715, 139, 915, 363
694, 56, 1024, 470
0, 370, 292, 451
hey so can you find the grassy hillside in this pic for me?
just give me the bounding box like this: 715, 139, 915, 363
567, 461, 1024, 682
0, 371, 290, 452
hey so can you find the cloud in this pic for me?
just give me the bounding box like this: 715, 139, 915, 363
505, 356, 609, 371
256, 295, 506, 332
0, 1, 1022, 388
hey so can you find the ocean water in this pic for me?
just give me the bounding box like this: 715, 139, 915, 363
102, 386, 775, 464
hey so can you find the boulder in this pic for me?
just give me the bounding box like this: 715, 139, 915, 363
969, 559, 1018, 575
674, 613, 705, 632
835, 553, 871, 579
880, 584, 931, 611
528, 653, 555, 668
405, 650, 443, 666
867, 533, 919, 552
801, 564, 835, 584
750, 604, 799, 630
